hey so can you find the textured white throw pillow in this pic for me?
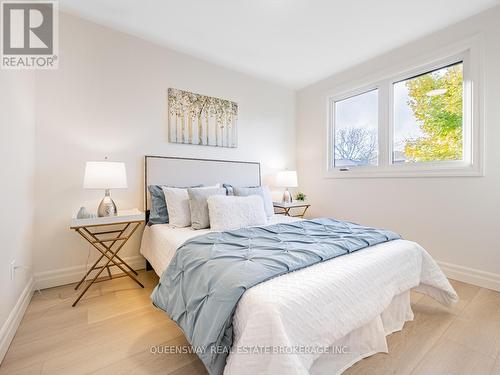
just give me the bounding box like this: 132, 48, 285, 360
233, 186, 274, 217
162, 187, 191, 227
207, 195, 268, 231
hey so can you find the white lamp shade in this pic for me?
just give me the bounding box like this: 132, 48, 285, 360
276, 170, 298, 188
83, 161, 127, 189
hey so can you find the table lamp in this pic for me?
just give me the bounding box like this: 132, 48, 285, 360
83, 161, 127, 217
276, 170, 298, 204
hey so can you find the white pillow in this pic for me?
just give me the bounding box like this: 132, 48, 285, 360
162, 187, 191, 227
207, 195, 268, 231
162, 184, 221, 227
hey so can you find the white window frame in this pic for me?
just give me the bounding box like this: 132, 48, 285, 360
325, 36, 484, 178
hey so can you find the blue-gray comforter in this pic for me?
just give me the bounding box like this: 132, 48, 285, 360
151, 218, 400, 375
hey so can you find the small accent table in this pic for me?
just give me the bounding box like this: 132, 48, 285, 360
273, 201, 310, 218
70, 209, 145, 306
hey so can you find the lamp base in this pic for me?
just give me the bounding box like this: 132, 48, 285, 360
282, 189, 293, 204
97, 190, 117, 217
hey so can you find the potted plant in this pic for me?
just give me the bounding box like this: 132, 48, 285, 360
295, 192, 306, 201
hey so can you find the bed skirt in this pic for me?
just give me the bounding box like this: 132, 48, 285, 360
226, 290, 414, 375
309, 290, 413, 374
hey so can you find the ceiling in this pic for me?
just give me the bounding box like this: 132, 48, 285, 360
60, 0, 500, 89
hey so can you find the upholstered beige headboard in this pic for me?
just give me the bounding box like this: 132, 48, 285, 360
144, 155, 261, 215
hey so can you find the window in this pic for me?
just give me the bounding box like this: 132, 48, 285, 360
327, 43, 482, 178
334, 89, 378, 168
393, 62, 463, 164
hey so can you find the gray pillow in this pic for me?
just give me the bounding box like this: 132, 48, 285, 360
233, 186, 274, 217
188, 187, 226, 229
148, 185, 169, 226
222, 183, 235, 196
223, 183, 259, 196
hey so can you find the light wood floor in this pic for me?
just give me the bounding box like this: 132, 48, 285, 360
1, 271, 499, 375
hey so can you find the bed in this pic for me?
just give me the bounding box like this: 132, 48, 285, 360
140, 156, 458, 375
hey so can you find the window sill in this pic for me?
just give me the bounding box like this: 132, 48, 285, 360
324, 163, 484, 179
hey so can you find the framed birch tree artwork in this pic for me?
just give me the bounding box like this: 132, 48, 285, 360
168, 88, 238, 148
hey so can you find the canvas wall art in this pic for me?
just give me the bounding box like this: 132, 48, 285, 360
168, 88, 238, 148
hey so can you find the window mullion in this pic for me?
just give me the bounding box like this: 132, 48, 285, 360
377, 82, 390, 168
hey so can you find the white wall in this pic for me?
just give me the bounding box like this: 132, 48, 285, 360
297, 6, 500, 289
0, 70, 35, 360
33, 13, 296, 285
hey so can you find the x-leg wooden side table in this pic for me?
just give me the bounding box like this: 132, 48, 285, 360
70, 210, 145, 306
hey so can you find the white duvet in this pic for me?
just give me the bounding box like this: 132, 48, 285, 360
140, 216, 458, 374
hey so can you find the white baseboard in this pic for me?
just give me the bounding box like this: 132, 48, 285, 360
34, 255, 146, 290
0, 277, 34, 364
438, 261, 500, 292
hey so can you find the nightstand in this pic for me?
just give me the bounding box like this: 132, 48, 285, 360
273, 201, 310, 218
69, 209, 145, 306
